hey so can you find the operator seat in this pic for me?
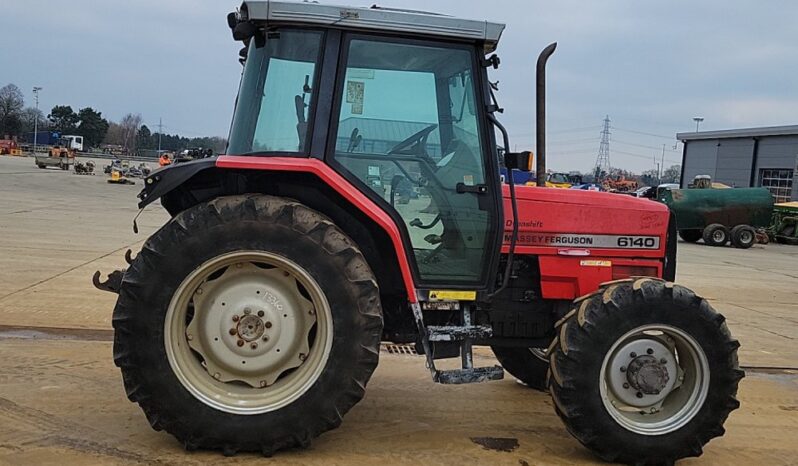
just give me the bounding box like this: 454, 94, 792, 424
434, 138, 482, 188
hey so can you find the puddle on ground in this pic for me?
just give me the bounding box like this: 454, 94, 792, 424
470, 437, 519, 452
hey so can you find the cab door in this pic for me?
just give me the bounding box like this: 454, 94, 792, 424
328, 35, 502, 290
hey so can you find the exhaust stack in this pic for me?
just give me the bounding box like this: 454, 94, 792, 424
535, 43, 557, 187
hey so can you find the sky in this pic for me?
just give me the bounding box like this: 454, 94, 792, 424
2, 0, 797, 173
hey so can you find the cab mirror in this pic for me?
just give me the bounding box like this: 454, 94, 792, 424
504, 151, 534, 172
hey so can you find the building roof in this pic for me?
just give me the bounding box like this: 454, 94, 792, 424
240, 1, 505, 53
677, 124, 798, 142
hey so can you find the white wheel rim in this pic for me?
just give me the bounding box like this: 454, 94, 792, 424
599, 324, 709, 435
164, 251, 333, 415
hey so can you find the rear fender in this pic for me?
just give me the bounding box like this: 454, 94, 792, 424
137, 155, 416, 302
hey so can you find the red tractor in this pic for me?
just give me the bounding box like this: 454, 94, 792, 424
95, 2, 742, 463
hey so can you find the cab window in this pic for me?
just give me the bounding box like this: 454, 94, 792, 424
332, 38, 493, 284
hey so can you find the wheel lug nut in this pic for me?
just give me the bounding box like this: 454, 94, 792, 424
236, 263, 243, 268
258, 310, 265, 317
232, 315, 239, 322
196, 288, 203, 295
660, 358, 667, 364
262, 335, 269, 342
636, 392, 643, 398
213, 372, 221, 380
630, 352, 637, 358
646, 348, 653, 355
251, 342, 258, 350
265, 321, 272, 329
623, 382, 630, 389
259, 381, 267, 388
229, 328, 237, 335
308, 308, 315, 315
186, 334, 193, 341
244, 308, 251, 315
283, 271, 290, 277
299, 353, 307, 361
620, 366, 626, 372
237, 340, 245, 347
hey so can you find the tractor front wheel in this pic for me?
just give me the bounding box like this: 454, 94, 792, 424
491, 346, 548, 390
547, 278, 743, 464
113, 195, 382, 455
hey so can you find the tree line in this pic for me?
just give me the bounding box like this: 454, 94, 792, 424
0, 83, 226, 154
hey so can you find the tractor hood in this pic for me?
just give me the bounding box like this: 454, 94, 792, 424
502, 185, 671, 250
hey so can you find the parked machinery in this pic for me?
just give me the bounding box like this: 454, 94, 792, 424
660, 187, 773, 248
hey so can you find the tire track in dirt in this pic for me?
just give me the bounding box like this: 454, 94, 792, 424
0, 396, 199, 464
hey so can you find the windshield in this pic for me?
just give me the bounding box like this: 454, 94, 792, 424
227, 30, 323, 155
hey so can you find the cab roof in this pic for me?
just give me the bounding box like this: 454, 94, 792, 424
240, 1, 505, 53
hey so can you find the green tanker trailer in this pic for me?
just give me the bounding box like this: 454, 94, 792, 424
659, 187, 773, 248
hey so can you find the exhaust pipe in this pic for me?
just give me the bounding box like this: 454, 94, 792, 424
535, 43, 557, 187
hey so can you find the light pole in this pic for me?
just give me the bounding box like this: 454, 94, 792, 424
693, 117, 704, 132
32, 87, 42, 154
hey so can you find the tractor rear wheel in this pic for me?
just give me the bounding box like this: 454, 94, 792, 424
491, 346, 548, 390
702, 223, 729, 247
730, 224, 756, 249
547, 278, 743, 464
678, 229, 702, 243
113, 195, 383, 455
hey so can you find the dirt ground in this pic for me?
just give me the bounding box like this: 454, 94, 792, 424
0, 154, 796, 465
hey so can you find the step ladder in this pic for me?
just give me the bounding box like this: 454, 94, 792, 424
412, 302, 504, 384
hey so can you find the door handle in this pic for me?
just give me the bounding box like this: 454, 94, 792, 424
456, 183, 488, 194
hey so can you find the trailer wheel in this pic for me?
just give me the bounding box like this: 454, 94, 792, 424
491, 346, 548, 390
702, 224, 728, 247
547, 278, 743, 464
678, 229, 702, 243
730, 225, 756, 249
113, 195, 382, 455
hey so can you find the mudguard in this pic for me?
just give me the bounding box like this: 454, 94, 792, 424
137, 157, 217, 209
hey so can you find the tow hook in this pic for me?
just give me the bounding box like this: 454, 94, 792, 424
93, 269, 126, 294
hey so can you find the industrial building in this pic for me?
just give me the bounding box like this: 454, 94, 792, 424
677, 125, 798, 202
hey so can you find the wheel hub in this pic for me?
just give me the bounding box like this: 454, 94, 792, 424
607, 338, 677, 408
237, 314, 266, 342
626, 355, 669, 395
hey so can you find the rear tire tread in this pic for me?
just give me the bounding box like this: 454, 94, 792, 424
112, 195, 383, 455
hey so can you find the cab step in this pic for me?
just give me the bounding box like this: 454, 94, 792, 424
411, 303, 504, 384
427, 325, 492, 341
434, 366, 504, 384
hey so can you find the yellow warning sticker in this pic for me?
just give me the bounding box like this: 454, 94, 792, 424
580, 260, 612, 267
428, 290, 477, 301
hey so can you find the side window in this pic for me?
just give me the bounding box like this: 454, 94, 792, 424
336, 67, 440, 159
227, 30, 322, 154
332, 38, 494, 284
253, 58, 316, 152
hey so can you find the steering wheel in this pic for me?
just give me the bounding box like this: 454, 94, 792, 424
387, 124, 438, 157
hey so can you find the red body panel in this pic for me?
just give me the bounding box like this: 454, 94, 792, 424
215, 156, 669, 303
216, 155, 418, 302
503, 185, 670, 299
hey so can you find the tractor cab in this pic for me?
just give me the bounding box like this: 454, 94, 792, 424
227, 2, 509, 290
